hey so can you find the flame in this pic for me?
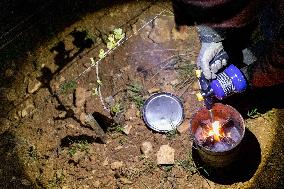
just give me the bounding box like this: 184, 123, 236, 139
208, 121, 223, 141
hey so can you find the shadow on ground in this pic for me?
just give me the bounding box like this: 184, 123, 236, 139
0, 131, 33, 188
223, 83, 284, 118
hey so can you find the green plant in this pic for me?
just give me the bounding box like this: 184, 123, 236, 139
118, 137, 128, 145
143, 159, 156, 173
247, 108, 261, 118
91, 87, 99, 96
98, 28, 125, 58
161, 165, 174, 172
28, 146, 38, 160
60, 80, 77, 93
127, 83, 144, 109
177, 158, 210, 176
68, 140, 89, 157
177, 61, 196, 81
85, 29, 97, 41
176, 159, 196, 174
111, 103, 123, 115
48, 171, 65, 188
166, 129, 178, 139
108, 123, 125, 134
115, 125, 125, 133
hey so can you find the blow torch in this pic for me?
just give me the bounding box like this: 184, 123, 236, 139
196, 50, 248, 120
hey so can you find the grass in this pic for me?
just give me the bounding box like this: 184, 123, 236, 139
68, 140, 89, 157
120, 159, 156, 180
108, 123, 125, 134
127, 82, 144, 109
161, 165, 174, 172
143, 159, 156, 174
176, 152, 210, 176
28, 146, 38, 160
166, 128, 178, 139
85, 29, 97, 42
48, 171, 65, 188
110, 102, 123, 116
247, 108, 261, 118
115, 124, 125, 133
176, 159, 197, 174
118, 137, 128, 145
60, 80, 77, 93
177, 61, 196, 82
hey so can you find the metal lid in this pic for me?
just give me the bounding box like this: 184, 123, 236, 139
142, 93, 184, 132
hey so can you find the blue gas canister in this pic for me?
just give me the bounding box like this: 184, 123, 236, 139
210, 64, 247, 99
196, 51, 247, 108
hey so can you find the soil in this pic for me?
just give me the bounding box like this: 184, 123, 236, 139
0, 1, 284, 189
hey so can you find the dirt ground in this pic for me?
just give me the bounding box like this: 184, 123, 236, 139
0, 1, 284, 189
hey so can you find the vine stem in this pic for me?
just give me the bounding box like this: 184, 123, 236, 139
77, 9, 168, 111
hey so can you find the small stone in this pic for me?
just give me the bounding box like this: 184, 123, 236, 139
114, 145, 123, 150
137, 19, 152, 42
80, 112, 87, 124
124, 105, 137, 120
6, 89, 17, 101
93, 180, 100, 188
27, 78, 42, 94
59, 76, 65, 83
177, 119, 190, 134
21, 101, 35, 118
157, 145, 175, 165
62, 186, 70, 189
124, 104, 138, 121
122, 5, 128, 13
170, 79, 179, 86
140, 141, 153, 158
162, 84, 174, 93
21, 179, 31, 186
132, 24, 138, 35
111, 161, 124, 170
75, 87, 87, 108
58, 111, 67, 118
147, 87, 160, 94
79, 185, 90, 189
0, 118, 10, 134
122, 124, 132, 135
105, 96, 115, 107
67, 124, 76, 129
149, 18, 171, 43
5, 69, 14, 77
120, 177, 133, 184
103, 157, 109, 166
72, 151, 86, 162
21, 110, 28, 118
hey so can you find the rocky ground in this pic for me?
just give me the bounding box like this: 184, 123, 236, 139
0, 1, 283, 189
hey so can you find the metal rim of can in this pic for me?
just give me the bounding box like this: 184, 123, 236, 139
189, 103, 245, 154
142, 92, 184, 132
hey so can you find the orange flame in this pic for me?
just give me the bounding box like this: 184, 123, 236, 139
207, 121, 223, 141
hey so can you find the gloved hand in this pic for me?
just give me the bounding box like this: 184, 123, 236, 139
197, 42, 228, 79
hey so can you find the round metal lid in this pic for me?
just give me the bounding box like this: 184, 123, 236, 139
142, 93, 184, 132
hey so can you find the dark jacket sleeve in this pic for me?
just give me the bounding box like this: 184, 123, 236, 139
172, 0, 266, 28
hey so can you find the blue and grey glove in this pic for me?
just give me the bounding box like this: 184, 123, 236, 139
196, 26, 228, 80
